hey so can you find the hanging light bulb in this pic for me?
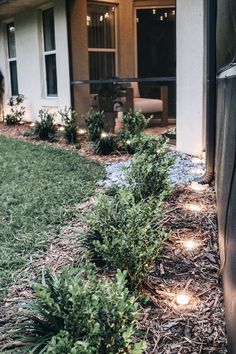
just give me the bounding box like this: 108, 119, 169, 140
164, 12, 168, 18
104, 12, 109, 19
136, 17, 139, 23
160, 15, 164, 21
100, 15, 103, 22
152, 9, 156, 15
172, 10, 176, 16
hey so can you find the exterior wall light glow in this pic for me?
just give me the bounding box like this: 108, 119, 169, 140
175, 293, 190, 306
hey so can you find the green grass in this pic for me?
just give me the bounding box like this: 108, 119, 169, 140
0, 136, 105, 299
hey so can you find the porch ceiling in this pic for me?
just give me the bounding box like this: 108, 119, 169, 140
0, 0, 47, 20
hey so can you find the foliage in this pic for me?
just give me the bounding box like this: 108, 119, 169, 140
4, 94, 25, 125
84, 190, 167, 289
98, 80, 124, 112
125, 137, 175, 201
85, 109, 105, 142
94, 134, 118, 155
0, 136, 105, 299
33, 110, 57, 141
59, 107, 78, 144
9, 266, 145, 353
121, 110, 150, 137
123, 133, 154, 155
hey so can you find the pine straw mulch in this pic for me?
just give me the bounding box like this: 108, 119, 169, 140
0, 122, 130, 164
137, 185, 227, 353
0, 184, 227, 353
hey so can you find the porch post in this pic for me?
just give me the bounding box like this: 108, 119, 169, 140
68, 0, 90, 124
176, 0, 205, 156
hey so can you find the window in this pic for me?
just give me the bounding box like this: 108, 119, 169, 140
6, 23, 19, 96
87, 3, 117, 93
42, 8, 58, 96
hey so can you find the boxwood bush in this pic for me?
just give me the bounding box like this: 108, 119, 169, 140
125, 137, 175, 201
9, 265, 145, 354
84, 190, 167, 289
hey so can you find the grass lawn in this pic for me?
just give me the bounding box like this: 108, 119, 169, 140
0, 136, 105, 300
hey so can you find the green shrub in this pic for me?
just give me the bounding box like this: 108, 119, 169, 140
85, 190, 167, 289
124, 134, 154, 155
122, 110, 150, 137
4, 94, 25, 125
9, 265, 145, 354
125, 137, 175, 201
34, 110, 56, 141
85, 109, 105, 142
59, 107, 78, 144
94, 134, 118, 155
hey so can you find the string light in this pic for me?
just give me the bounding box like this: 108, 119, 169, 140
152, 9, 156, 15
104, 12, 109, 19
100, 15, 103, 22
172, 10, 176, 15
160, 16, 164, 21
164, 12, 168, 18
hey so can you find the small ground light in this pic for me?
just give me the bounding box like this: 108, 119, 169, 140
183, 240, 197, 251
190, 182, 208, 192
30, 122, 36, 127
101, 132, 108, 138
185, 203, 202, 212
175, 293, 190, 306
78, 129, 86, 135
126, 140, 131, 145
58, 126, 65, 132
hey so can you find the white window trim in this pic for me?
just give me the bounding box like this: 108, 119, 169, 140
41, 7, 58, 98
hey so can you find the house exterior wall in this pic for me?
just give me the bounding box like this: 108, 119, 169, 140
176, 0, 205, 156
0, 0, 71, 122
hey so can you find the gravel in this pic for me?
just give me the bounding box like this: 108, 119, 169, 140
98, 152, 206, 188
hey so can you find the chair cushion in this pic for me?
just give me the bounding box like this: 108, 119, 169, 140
131, 82, 140, 98
134, 98, 163, 113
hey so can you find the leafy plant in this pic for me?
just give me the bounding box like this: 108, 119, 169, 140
98, 80, 124, 112
84, 190, 167, 289
59, 107, 78, 144
94, 134, 118, 155
121, 110, 150, 137
4, 94, 25, 125
34, 110, 56, 141
8, 265, 145, 353
85, 109, 105, 142
125, 137, 175, 201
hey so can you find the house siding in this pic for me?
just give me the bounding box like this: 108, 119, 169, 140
0, 0, 71, 122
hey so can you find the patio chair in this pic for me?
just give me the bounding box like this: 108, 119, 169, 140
124, 82, 169, 126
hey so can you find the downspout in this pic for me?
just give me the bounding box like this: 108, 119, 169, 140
199, 0, 217, 184
65, 0, 74, 109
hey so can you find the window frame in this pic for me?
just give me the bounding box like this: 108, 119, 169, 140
41, 7, 58, 98
6, 22, 19, 97
87, 3, 118, 81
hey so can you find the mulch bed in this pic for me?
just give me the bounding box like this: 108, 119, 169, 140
0, 123, 227, 352
137, 186, 227, 353
0, 122, 130, 164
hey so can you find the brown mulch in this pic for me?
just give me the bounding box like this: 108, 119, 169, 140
0, 124, 227, 352
137, 186, 227, 353
0, 122, 130, 163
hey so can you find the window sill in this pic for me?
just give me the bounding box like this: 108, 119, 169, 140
41, 98, 59, 108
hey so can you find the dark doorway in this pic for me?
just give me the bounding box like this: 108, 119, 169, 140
136, 6, 176, 117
